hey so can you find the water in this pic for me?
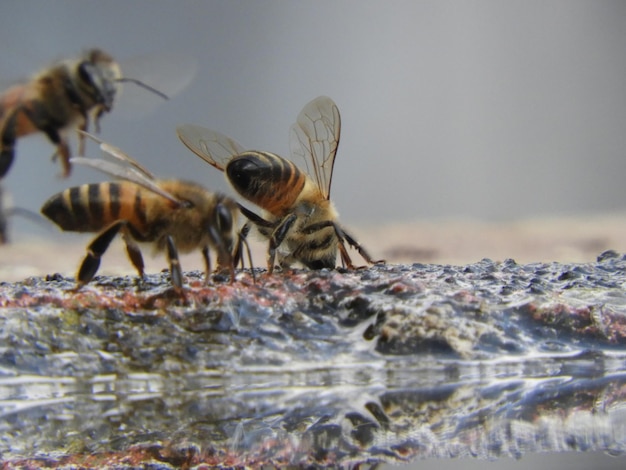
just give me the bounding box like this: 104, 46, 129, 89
1, 256, 626, 467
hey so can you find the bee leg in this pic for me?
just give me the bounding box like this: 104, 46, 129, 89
41, 127, 71, 177
0, 146, 15, 179
165, 235, 184, 291
0, 186, 7, 244
76, 220, 125, 289
93, 108, 105, 134
17, 105, 72, 177
230, 224, 255, 282
237, 204, 274, 228
337, 239, 355, 269
54, 140, 72, 178
201, 245, 212, 284
206, 225, 236, 284
77, 118, 88, 156
267, 213, 298, 274
301, 220, 383, 268
233, 222, 251, 268
339, 227, 385, 266
0, 109, 19, 178
236, 204, 273, 276
121, 228, 145, 285
242, 236, 256, 283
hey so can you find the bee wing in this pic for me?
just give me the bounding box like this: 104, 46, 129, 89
289, 96, 341, 200
112, 52, 198, 119
78, 130, 155, 179
72, 132, 182, 206
70, 156, 184, 207
177, 124, 246, 172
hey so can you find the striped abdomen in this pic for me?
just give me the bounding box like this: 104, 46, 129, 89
226, 151, 306, 216
41, 182, 148, 233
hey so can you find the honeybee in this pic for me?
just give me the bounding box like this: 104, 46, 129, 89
177, 95, 382, 273
0, 48, 168, 178
40, 132, 240, 291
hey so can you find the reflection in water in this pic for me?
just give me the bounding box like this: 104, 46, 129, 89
1, 356, 625, 467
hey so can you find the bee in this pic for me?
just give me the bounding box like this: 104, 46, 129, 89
177, 95, 382, 273
40, 132, 240, 291
0, 48, 168, 178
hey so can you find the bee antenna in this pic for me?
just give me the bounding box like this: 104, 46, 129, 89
115, 77, 169, 100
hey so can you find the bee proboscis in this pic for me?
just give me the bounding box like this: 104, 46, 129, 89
0, 48, 168, 178
177, 95, 383, 273
41, 131, 243, 291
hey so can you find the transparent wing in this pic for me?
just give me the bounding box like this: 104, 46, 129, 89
71, 156, 182, 207
289, 96, 341, 200
78, 130, 155, 178
71, 132, 182, 207
112, 52, 198, 119
176, 124, 246, 172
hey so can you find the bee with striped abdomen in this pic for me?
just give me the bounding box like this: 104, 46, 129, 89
41, 132, 240, 291
177, 96, 382, 273
0, 48, 168, 178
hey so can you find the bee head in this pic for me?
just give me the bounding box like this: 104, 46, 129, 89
77, 50, 120, 110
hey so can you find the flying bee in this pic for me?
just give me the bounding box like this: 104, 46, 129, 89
40, 132, 241, 291
0, 48, 169, 178
177, 95, 383, 273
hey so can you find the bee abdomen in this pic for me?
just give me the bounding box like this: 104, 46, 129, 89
227, 152, 305, 214
41, 182, 131, 232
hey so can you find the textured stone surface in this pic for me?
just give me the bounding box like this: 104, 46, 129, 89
1, 251, 626, 467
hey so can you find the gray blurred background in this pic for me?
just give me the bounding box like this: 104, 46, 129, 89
2, 0, 626, 238
1, 2, 625, 468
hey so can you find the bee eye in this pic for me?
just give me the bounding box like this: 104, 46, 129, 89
78, 62, 96, 86
78, 62, 116, 109
215, 203, 233, 233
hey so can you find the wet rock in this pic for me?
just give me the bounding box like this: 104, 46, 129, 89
0, 256, 626, 467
